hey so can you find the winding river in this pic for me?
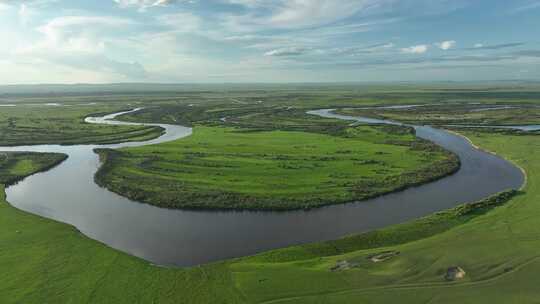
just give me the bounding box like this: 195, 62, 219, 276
1, 108, 528, 266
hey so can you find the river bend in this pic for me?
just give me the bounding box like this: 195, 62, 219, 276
2, 108, 525, 266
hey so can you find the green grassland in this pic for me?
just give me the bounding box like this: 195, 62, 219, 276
0, 105, 163, 146
106, 83, 540, 127
94, 124, 458, 210
1, 129, 539, 303
1, 86, 540, 302
0, 152, 67, 185
0, 152, 243, 303
336, 104, 540, 126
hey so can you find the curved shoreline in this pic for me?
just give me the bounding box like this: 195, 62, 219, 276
1, 108, 526, 266
92, 131, 461, 212
445, 129, 528, 190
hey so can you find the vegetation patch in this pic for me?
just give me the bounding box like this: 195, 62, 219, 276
0, 98, 537, 303
336, 104, 540, 126
0, 152, 67, 185
0, 105, 163, 146
95, 125, 458, 210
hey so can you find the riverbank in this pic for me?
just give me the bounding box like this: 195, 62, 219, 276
0, 130, 536, 303
445, 129, 528, 190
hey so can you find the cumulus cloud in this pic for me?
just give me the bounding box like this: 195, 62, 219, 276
32, 16, 135, 52
16, 15, 146, 78
401, 44, 428, 54
435, 40, 456, 50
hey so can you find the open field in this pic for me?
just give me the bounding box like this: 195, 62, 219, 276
0, 105, 163, 146
0, 129, 539, 303
1, 87, 539, 302
95, 123, 457, 210
336, 103, 540, 126
3, 0, 540, 299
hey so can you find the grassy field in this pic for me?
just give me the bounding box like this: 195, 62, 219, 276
0, 105, 163, 146
0, 152, 67, 185
0, 152, 244, 303
336, 104, 540, 126
94, 124, 457, 210
1, 130, 539, 303
1, 87, 540, 302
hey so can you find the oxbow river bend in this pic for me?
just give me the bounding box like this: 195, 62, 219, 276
2, 108, 527, 266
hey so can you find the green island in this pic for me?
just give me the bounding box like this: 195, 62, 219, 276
94, 124, 458, 210
1, 128, 538, 303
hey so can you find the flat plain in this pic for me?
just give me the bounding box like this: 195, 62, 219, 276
1, 84, 540, 303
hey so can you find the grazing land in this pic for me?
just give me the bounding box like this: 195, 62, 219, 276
1, 130, 539, 303
336, 103, 540, 126
0, 152, 67, 185
95, 123, 458, 210
0, 105, 163, 146
1, 86, 540, 302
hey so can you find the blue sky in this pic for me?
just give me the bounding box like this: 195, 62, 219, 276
0, 0, 539, 84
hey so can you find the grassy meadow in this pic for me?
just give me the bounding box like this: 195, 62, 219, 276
1, 86, 540, 302
0, 152, 67, 185
1, 128, 539, 303
0, 104, 163, 146
95, 124, 457, 210
336, 104, 540, 126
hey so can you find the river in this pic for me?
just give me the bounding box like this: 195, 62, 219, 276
1, 108, 527, 266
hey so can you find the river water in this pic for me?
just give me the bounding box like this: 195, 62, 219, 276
2, 108, 526, 266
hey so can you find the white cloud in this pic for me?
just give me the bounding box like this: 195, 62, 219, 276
113, 0, 180, 11
223, 34, 266, 42
0, 2, 10, 11
401, 44, 428, 54
264, 47, 306, 56
222, 0, 385, 31
435, 40, 456, 50
268, 0, 370, 28
509, 1, 540, 13
15, 16, 146, 79
18, 4, 29, 25
327, 42, 395, 56
474, 43, 484, 48
31, 16, 135, 52
157, 12, 201, 32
